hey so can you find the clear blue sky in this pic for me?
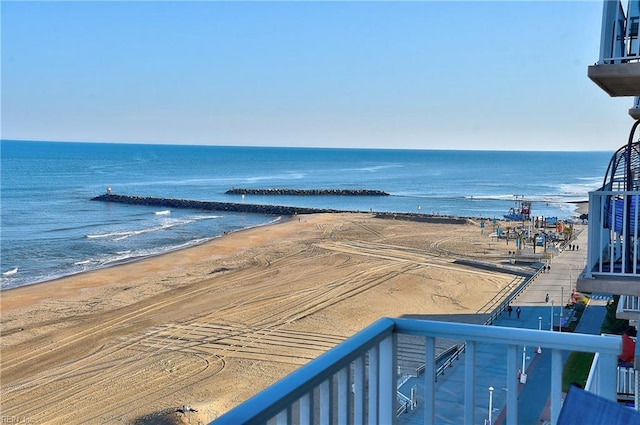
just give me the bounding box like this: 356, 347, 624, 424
1, 1, 635, 151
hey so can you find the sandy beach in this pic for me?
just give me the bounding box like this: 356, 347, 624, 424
2, 213, 533, 424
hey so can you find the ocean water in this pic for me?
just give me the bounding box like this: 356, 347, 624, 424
0, 140, 612, 289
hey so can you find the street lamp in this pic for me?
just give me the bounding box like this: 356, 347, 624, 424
550, 300, 554, 331
537, 316, 543, 353
560, 286, 564, 333
520, 346, 528, 383
488, 386, 495, 425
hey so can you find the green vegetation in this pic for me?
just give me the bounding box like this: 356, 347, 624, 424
560, 293, 635, 393
562, 351, 595, 392
560, 295, 609, 392
600, 295, 631, 335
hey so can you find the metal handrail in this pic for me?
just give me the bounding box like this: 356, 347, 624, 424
213, 318, 620, 425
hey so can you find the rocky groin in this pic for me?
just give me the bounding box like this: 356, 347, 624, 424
91, 193, 348, 215
225, 188, 389, 196
373, 212, 469, 225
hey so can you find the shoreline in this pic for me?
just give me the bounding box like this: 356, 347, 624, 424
0, 212, 564, 423
0, 214, 290, 292
2, 199, 586, 294
0, 209, 487, 292
568, 200, 589, 216
1, 202, 584, 293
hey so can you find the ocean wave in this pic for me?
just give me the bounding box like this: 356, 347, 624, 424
96, 239, 213, 266
86, 215, 221, 241
557, 181, 602, 197
340, 164, 404, 173
2, 267, 18, 276
245, 172, 306, 183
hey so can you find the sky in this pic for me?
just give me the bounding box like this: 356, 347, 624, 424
1, 1, 636, 151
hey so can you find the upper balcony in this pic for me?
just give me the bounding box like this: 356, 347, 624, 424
588, 0, 640, 97
578, 136, 640, 296
211, 317, 621, 425
578, 188, 640, 296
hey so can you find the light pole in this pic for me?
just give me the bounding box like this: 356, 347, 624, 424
560, 286, 564, 333
537, 316, 543, 353
550, 300, 554, 331
488, 386, 495, 425
538, 316, 542, 331
520, 346, 527, 383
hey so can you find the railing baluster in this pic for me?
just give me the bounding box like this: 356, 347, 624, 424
320, 379, 331, 425
424, 336, 436, 425
276, 409, 287, 425
368, 346, 378, 425
464, 341, 476, 424
611, 195, 618, 274
337, 367, 349, 425
633, 369, 640, 410
379, 333, 396, 425
634, 194, 639, 273
506, 344, 518, 425
550, 349, 563, 425
598, 352, 619, 401
299, 393, 311, 425
353, 357, 365, 425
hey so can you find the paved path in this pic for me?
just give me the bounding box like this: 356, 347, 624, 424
399, 224, 611, 424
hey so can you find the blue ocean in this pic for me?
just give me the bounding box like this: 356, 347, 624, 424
0, 140, 612, 290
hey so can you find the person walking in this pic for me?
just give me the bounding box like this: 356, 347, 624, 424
507, 305, 513, 317
516, 306, 521, 319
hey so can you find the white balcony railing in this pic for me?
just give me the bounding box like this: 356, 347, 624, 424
598, 0, 639, 64
620, 294, 640, 312
586, 189, 640, 278
212, 317, 620, 425
587, 351, 638, 408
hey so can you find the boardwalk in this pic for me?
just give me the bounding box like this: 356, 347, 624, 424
398, 224, 610, 424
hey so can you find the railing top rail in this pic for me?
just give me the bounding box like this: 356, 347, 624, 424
393, 318, 621, 355
213, 317, 621, 424
590, 189, 640, 196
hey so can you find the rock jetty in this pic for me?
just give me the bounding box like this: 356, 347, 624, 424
91, 193, 471, 224
225, 188, 389, 196
91, 193, 348, 215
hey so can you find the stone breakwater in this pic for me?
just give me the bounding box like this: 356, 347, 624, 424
225, 188, 390, 196
91, 193, 348, 215
91, 194, 470, 224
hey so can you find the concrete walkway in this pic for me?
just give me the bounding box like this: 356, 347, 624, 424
398, 224, 612, 424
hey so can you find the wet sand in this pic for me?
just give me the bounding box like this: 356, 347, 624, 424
1, 213, 526, 424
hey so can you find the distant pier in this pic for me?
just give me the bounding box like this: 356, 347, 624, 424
225, 188, 390, 196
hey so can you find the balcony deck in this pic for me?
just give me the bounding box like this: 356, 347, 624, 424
588, 63, 640, 97
578, 189, 640, 297
589, 0, 640, 97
